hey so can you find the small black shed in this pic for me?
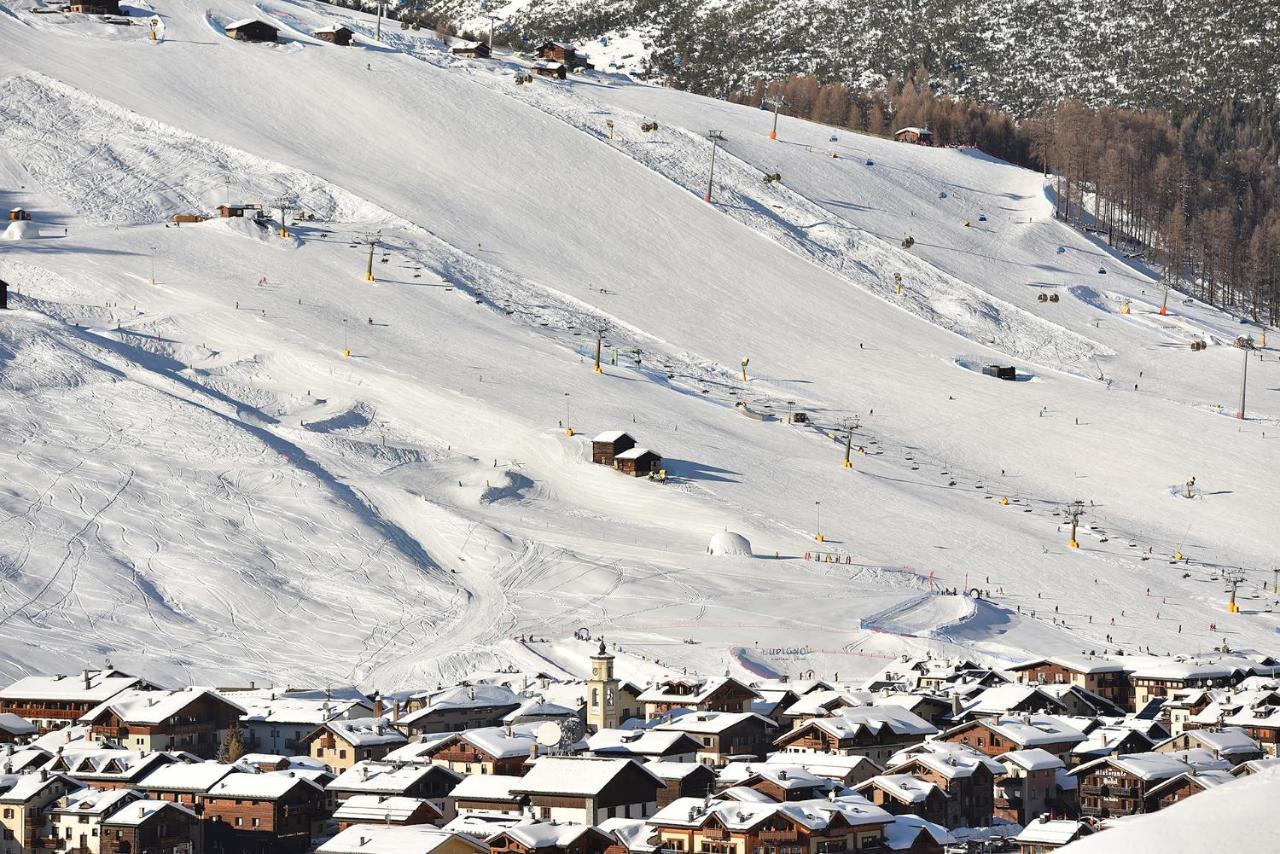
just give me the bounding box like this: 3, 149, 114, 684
225, 19, 279, 42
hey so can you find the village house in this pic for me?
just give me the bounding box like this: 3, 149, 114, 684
217, 204, 262, 218
1141, 768, 1236, 812
748, 687, 802, 725
1007, 656, 1133, 711
613, 447, 662, 477
450, 40, 492, 59
654, 712, 777, 767
591, 432, 637, 467
332, 793, 443, 830
400, 684, 523, 733
1180, 685, 1280, 753
585, 642, 644, 732
300, 716, 407, 771
881, 750, 1003, 829
1072, 752, 1198, 818
46, 786, 142, 853
1162, 688, 1215, 736
448, 772, 527, 816
0, 715, 35, 745
237, 689, 375, 756
49, 748, 180, 790
773, 706, 937, 766
0, 770, 83, 853
873, 694, 956, 730
224, 19, 279, 42
954, 685, 1072, 721
639, 678, 761, 721
854, 774, 951, 828
882, 814, 952, 854
488, 822, 616, 854
776, 690, 869, 727
0, 745, 52, 774
1129, 660, 1246, 709
893, 127, 934, 145
319, 824, 488, 854
0, 670, 158, 732
135, 760, 238, 807
80, 688, 245, 760
588, 729, 701, 763
7, 208, 31, 222
1151, 726, 1264, 764
201, 771, 327, 853
1070, 725, 1158, 767
509, 756, 664, 823
327, 761, 462, 819
534, 42, 588, 68
99, 799, 199, 854
647, 794, 893, 854
736, 766, 834, 802
762, 752, 880, 788
502, 699, 581, 728
1036, 684, 1126, 719
1013, 817, 1094, 853
529, 61, 567, 80
313, 24, 354, 45
936, 715, 1086, 766
641, 761, 717, 808
992, 749, 1066, 824
416, 726, 546, 775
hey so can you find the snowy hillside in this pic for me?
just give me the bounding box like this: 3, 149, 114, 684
1, 0, 1278, 691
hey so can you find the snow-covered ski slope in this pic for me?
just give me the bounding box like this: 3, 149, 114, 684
0, 0, 1277, 689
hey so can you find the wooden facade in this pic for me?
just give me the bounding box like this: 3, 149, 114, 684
890, 759, 997, 829
1008, 661, 1132, 710
530, 62, 567, 80
614, 450, 661, 477
226, 21, 279, 42
202, 779, 326, 854
452, 43, 492, 59
591, 433, 636, 467
652, 765, 717, 808
893, 128, 934, 145
651, 807, 889, 854
100, 804, 200, 854
314, 26, 354, 45
86, 692, 243, 760
422, 735, 530, 776
535, 43, 576, 64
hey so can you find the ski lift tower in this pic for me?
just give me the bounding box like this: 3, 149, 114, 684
1224, 568, 1247, 614
269, 196, 296, 239
1066, 500, 1085, 549
704, 130, 725, 203
360, 231, 381, 282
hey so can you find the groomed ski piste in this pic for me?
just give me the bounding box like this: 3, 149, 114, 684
0, 0, 1278, 691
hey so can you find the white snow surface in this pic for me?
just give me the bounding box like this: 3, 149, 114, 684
0, 0, 1278, 696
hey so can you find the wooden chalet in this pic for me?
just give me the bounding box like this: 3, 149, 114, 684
217, 203, 262, 218
738, 767, 833, 802
508, 756, 665, 823
67, 0, 120, 14
654, 712, 776, 767
399, 683, 523, 733
530, 61, 567, 80
418, 726, 541, 775
648, 795, 892, 854
333, 794, 443, 831
893, 127, 934, 146
936, 716, 1086, 766
882, 751, 1003, 829
1007, 656, 1132, 711
489, 822, 616, 854
638, 677, 759, 720
225, 19, 279, 42
298, 716, 407, 771
313, 25, 354, 45
535, 42, 577, 64
100, 800, 199, 854
1142, 769, 1235, 813
7, 208, 31, 222
613, 447, 661, 477
327, 761, 462, 819
1129, 660, 1246, 710
855, 774, 951, 828
993, 749, 1066, 824
1072, 753, 1194, 818
591, 431, 637, 467
0, 770, 82, 854
202, 772, 328, 853
80, 688, 245, 760
0, 669, 156, 732
451, 40, 491, 59
49, 749, 178, 790
774, 707, 938, 767
1013, 818, 1094, 853
0, 713, 35, 743
642, 761, 717, 808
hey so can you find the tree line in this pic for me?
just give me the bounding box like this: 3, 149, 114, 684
732, 73, 1280, 326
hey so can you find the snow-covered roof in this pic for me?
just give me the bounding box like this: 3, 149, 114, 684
614, 446, 658, 460
588, 729, 696, 757
325, 716, 407, 748
495, 821, 605, 848
52, 787, 138, 817
501, 698, 578, 723
1015, 818, 1090, 845
592, 431, 633, 443
512, 756, 663, 796
883, 814, 953, 851
962, 684, 1066, 716
1078, 752, 1197, 782
103, 799, 195, 826
1167, 727, 1261, 757
598, 816, 658, 853
449, 773, 523, 801
0, 713, 36, 736
718, 785, 776, 803
330, 761, 460, 794
0, 771, 76, 804
856, 774, 944, 804
981, 714, 1086, 746
655, 711, 772, 735
312, 24, 351, 34
650, 795, 891, 831
1130, 660, 1242, 681
238, 694, 369, 725
0, 670, 147, 703
206, 771, 320, 799
1010, 655, 1127, 675
762, 751, 878, 781
995, 748, 1064, 772
784, 706, 935, 742
893, 749, 1003, 780
641, 760, 713, 780
894, 127, 930, 135
740, 766, 830, 790
319, 825, 487, 854
225, 18, 271, 30
639, 677, 759, 706
82, 688, 242, 726
138, 761, 237, 792
402, 684, 521, 720
332, 794, 440, 823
